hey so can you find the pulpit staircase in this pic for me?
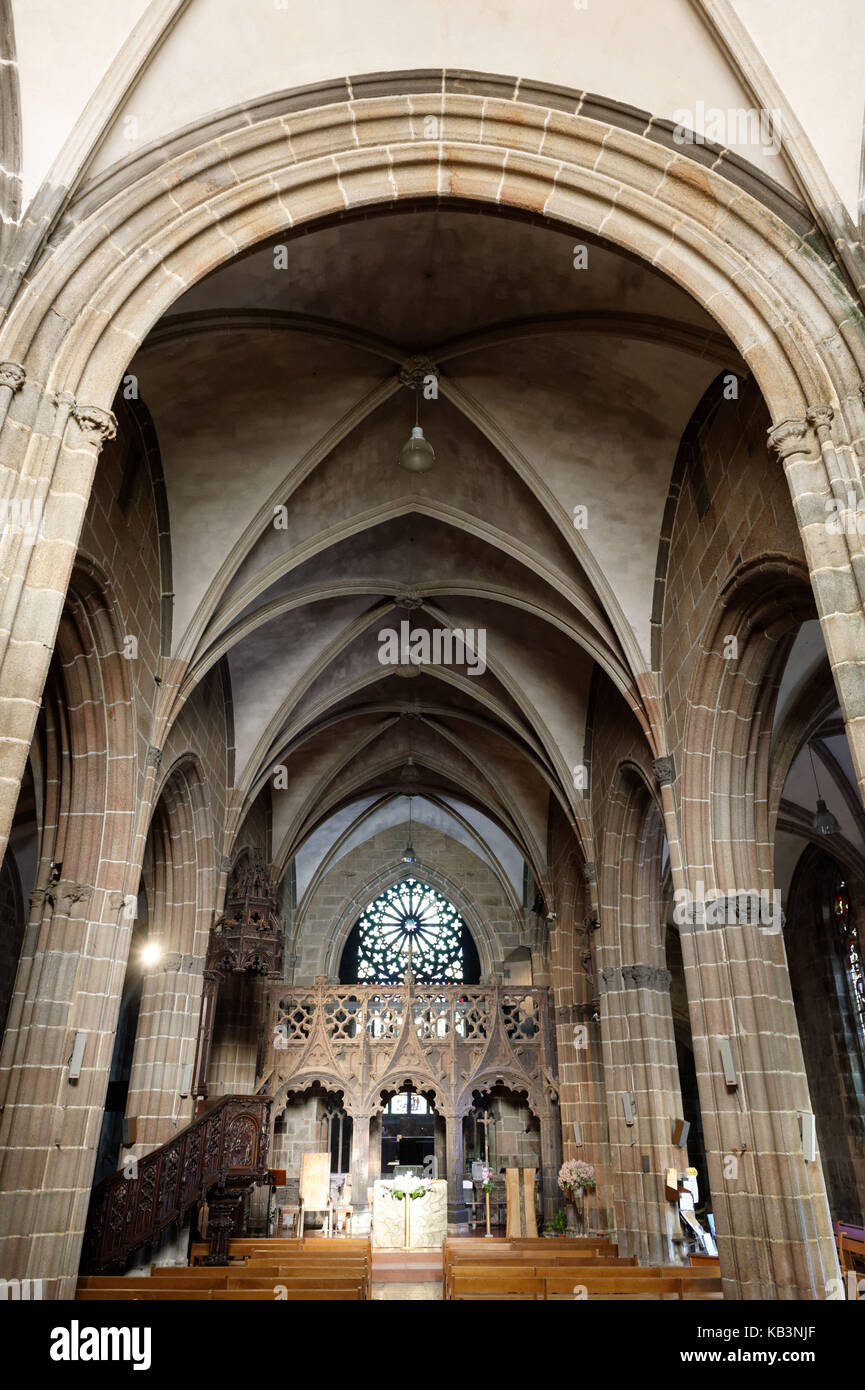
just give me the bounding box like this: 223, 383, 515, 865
80, 1093, 272, 1273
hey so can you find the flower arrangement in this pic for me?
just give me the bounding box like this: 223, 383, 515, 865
388, 1177, 432, 1201
477, 1164, 494, 1194
558, 1159, 596, 1196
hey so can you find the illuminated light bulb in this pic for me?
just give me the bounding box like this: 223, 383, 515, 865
398, 425, 435, 473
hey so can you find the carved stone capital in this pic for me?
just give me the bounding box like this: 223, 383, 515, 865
652, 755, 675, 788
48, 879, 94, 911
805, 404, 834, 437
0, 362, 26, 394
71, 404, 117, 450
598, 964, 672, 993
767, 416, 809, 463
582, 860, 597, 885
621, 963, 672, 992
146, 745, 162, 769
399, 356, 439, 389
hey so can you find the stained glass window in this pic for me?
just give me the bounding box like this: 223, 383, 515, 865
356, 877, 464, 984
385, 1092, 429, 1114
834, 881, 865, 1047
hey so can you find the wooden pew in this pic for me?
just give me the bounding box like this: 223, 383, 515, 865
77, 1284, 214, 1295
78, 1288, 362, 1302
445, 1257, 724, 1301
441, 1245, 634, 1298
211, 1284, 364, 1295
189, 1236, 369, 1264
78, 1234, 373, 1301
451, 1273, 544, 1300
451, 1272, 710, 1301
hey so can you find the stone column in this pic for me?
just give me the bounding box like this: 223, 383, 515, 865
0, 879, 131, 1296
433, 1112, 446, 1183
769, 412, 865, 807
349, 1111, 371, 1233
599, 963, 683, 1265
191, 969, 222, 1099
0, 397, 116, 860
124, 951, 203, 1152
444, 1111, 468, 1232
549, 861, 612, 1234
369, 1113, 382, 1185
656, 751, 839, 1296
538, 1108, 561, 1225
680, 912, 839, 1298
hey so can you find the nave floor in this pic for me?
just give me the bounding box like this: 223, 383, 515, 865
371, 1249, 443, 1300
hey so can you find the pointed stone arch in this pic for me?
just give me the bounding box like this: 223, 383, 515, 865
2, 81, 865, 868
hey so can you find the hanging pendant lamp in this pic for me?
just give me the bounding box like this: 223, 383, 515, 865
398, 387, 435, 472
809, 744, 838, 836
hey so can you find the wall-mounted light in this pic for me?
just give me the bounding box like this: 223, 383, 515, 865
799, 1111, 816, 1162
140, 940, 162, 968
718, 1036, 738, 1088
67, 1031, 86, 1081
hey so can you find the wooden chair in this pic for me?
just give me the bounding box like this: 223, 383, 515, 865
331, 1205, 353, 1235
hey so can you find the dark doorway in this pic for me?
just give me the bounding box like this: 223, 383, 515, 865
381, 1089, 434, 1171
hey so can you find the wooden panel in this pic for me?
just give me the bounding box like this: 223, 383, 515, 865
505, 1168, 537, 1239
300, 1152, 331, 1210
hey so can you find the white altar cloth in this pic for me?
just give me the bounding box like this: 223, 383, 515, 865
371, 1178, 447, 1249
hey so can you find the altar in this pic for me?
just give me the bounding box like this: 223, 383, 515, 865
372, 1176, 448, 1249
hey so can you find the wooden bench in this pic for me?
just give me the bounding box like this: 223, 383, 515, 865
451, 1271, 720, 1300
77, 1288, 362, 1301
214, 1284, 361, 1295
189, 1236, 370, 1264
81, 1271, 366, 1290
77, 1284, 215, 1295
442, 1244, 634, 1298
451, 1273, 544, 1299
446, 1256, 724, 1301
77, 1235, 373, 1301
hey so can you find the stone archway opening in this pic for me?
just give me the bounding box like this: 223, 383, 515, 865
270, 1080, 352, 1233
468, 1081, 541, 1232
784, 847, 865, 1228
377, 1082, 439, 1180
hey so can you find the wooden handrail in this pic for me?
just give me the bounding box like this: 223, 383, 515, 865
81, 1094, 272, 1273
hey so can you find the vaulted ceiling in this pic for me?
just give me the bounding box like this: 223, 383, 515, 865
130, 206, 739, 892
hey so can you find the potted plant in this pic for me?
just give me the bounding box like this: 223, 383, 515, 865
548, 1208, 568, 1237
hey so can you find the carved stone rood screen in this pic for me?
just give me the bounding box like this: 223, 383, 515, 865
258, 973, 562, 1226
